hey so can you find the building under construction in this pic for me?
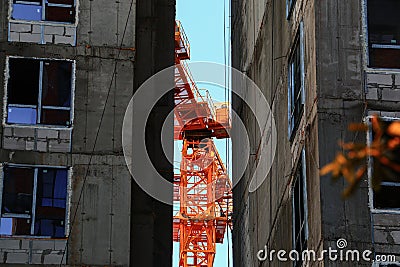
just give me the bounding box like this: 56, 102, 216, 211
0, 0, 175, 265
231, 0, 400, 266
0, 0, 399, 266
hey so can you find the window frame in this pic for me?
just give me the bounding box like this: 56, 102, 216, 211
367, 116, 400, 214
286, 0, 296, 19
4, 56, 75, 129
288, 21, 305, 140
9, 0, 77, 25
291, 149, 309, 267
0, 163, 71, 238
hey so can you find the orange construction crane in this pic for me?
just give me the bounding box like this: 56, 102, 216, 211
173, 21, 233, 267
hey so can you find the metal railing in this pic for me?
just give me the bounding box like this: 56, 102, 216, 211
175, 21, 190, 58
197, 89, 217, 120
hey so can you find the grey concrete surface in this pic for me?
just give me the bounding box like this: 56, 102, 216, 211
231, 0, 400, 266
0, 0, 175, 265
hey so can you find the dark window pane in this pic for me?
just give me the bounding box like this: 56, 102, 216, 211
13, 218, 31, 235
37, 168, 67, 208
300, 225, 307, 249
12, 4, 42, 21
293, 44, 301, 99
8, 58, 39, 105
289, 37, 304, 136
2, 167, 34, 215
54, 199, 65, 208
368, 0, 400, 45
368, 0, 400, 68
41, 109, 71, 126
374, 185, 400, 209
369, 48, 400, 69
42, 61, 72, 107
292, 42, 303, 130
0, 218, 31, 236
294, 177, 300, 240
54, 170, 67, 202
35, 168, 67, 237
34, 219, 65, 238
45, 5, 75, 23
287, 0, 296, 17
42, 198, 53, 206
293, 158, 307, 267
372, 120, 400, 183
7, 106, 37, 124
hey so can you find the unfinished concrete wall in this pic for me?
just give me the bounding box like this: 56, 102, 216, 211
315, 2, 372, 264
0, 0, 137, 265
129, 0, 175, 266
315, 0, 400, 264
317, 0, 384, 265
232, 0, 320, 266
0, 0, 177, 264
232, 0, 400, 265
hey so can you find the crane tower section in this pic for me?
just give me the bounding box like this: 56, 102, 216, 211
173, 21, 233, 267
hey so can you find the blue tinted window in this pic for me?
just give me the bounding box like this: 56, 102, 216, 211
37, 169, 67, 208
7, 107, 37, 124
34, 168, 67, 237
0, 218, 31, 236
34, 219, 65, 237
12, 1, 75, 23
1, 166, 68, 238
0, 218, 13, 235
12, 4, 42, 21
7, 58, 73, 126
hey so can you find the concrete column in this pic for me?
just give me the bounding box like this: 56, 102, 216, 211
130, 0, 175, 266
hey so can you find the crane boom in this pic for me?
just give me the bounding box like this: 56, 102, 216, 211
173, 21, 233, 267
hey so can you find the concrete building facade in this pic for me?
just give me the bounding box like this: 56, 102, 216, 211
231, 0, 400, 266
0, 0, 174, 265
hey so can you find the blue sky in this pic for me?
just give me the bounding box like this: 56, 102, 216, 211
174, 0, 233, 266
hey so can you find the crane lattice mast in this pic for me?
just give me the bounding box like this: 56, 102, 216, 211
173, 21, 233, 267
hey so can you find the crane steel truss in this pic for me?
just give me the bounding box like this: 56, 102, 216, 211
173, 21, 233, 267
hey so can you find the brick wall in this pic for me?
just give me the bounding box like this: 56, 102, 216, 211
8, 21, 76, 46
2, 126, 72, 153
372, 213, 400, 261
0, 238, 67, 264
366, 72, 400, 102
